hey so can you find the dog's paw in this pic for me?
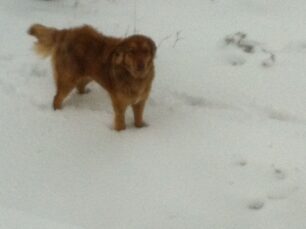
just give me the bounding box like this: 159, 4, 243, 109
134, 122, 148, 128
114, 123, 126, 131
115, 127, 126, 131
53, 103, 62, 111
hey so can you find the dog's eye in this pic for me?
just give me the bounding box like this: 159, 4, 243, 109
127, 48, 136, 54
142, 49, 149, 55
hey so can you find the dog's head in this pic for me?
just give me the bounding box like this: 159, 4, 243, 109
112, 35, 156, 79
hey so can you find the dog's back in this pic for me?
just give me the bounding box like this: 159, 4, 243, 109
28, 24, 120, 72
28, 24, 122, 97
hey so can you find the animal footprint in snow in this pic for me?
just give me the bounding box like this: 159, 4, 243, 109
232, 154, 248, 167
227, 55, 246, 66
267, 167, 299, 200
261, 49, 276, 68
248, 199, 265, 210
267, 186, 299, 200
173, 92, 206, 107
273, 168, 286, 180
223, 32, 275, 67
224, 32, 258, 54
235, 159, 247, 167
262, 54, 276, 68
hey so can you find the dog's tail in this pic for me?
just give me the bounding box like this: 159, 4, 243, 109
28, 24, 58, 58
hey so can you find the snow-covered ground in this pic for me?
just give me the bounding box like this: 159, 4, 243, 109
1, 0, 306, 228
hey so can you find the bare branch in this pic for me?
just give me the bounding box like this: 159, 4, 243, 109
173, 31, 183, 48
124, 25, 130, 37
133, 0, 137, 34
158, 34, 172, 48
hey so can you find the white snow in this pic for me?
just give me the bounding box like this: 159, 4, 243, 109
1, 0, 306, 228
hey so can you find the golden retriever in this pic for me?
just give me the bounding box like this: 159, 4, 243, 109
28, 24, 156, 131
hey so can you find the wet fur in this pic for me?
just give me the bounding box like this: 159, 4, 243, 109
28, 24, 156, 131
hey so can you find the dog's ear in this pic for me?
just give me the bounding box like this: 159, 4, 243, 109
149, 38, 157, 57
112, 45, 124, 65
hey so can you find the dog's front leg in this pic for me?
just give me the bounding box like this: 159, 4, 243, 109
132, 100, 146, 128
111, 99, 127, 131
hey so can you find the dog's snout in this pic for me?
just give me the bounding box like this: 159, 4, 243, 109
137, 62, 145, 71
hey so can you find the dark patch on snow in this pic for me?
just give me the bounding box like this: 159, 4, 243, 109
248, 200, 265, 210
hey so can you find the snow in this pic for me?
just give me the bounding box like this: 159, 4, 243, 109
0, 206, 82, 229
1, 0, 306, 228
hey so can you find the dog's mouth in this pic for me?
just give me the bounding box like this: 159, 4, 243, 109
127, 67, 148, 79
131, 71, 147, 79
121, 60, 152, 79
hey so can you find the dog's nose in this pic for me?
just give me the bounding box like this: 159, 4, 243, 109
137, 63, 145, 71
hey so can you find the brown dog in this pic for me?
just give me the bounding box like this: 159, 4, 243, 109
28, 24, 156, 131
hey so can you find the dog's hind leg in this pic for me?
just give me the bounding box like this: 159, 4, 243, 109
53, 75, 76, 110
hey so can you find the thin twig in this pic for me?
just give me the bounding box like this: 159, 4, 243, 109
173, 31, 183, 48
158, 34, 172, 48
133, 0, 137, 34
124, 25, 130, 37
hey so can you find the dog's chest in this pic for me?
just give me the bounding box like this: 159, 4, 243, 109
118, 80, 148, 103
133, 96, 142, 105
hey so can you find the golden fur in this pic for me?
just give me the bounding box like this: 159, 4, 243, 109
28, 24, 156, 131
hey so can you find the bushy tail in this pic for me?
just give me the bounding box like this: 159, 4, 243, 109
28, 24, 58, 58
